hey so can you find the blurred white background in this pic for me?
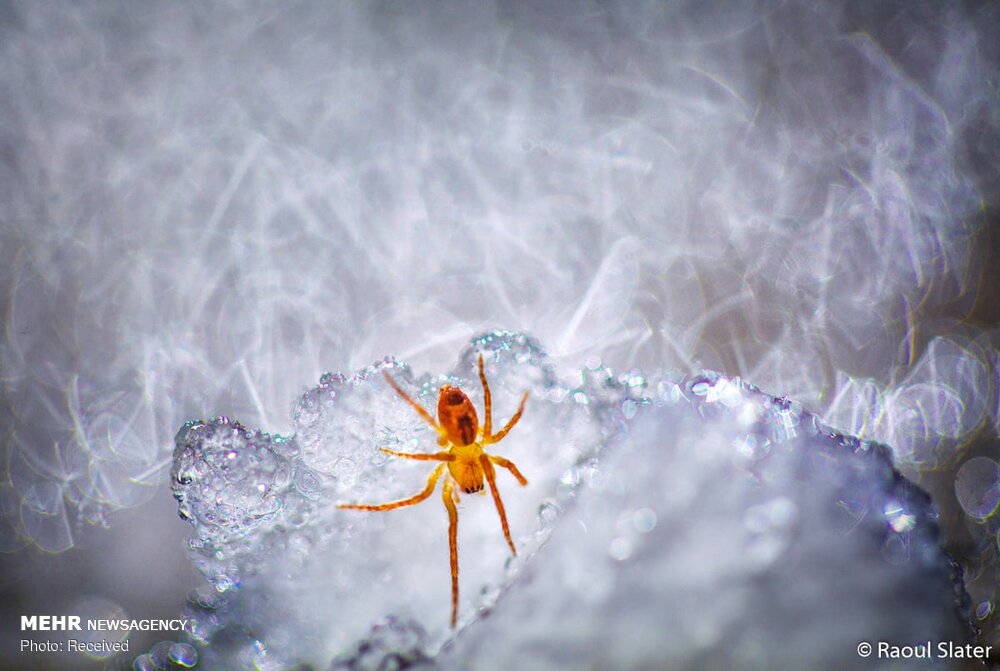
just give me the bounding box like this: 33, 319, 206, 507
1, 1, 998, 668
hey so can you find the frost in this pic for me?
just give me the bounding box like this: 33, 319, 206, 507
437, 371, 969, 671
171, 333, 971, 670
172, 332, 606, 668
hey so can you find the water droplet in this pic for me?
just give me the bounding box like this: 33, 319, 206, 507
975, 600, 993, 620
656, 380, 681, 403
214, 575, 237, 593
169, 642, 198, 668
625, 372, 645, 388
881, 533, 910, 565
609, 536, 633, 561
187, 587, 220, 610
632, 508, 657, 533
621, 399, 637, 419
294, 466, 321, 500
560, 468, 581, 487
744, 532, 787, 569
744, 498, 797, 532
735, 433, 770, 460
883, 500, 916, 533
537, 500, 560, 527
66, 596, 129, 658
132, 654, 157, 671
149, 640, 175, 668
955, 457, 1000, 519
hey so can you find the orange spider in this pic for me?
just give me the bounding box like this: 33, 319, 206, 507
338, 354, 529, 628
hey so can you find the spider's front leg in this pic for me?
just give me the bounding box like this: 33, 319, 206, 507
380, 448, 455, 462
477, 353, 493, 437
487, 391, 529, 444
383, 370, 441, 432
338, 463, 446, 511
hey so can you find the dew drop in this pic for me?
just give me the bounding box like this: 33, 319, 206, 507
538, 500, 561, 527
883, 500, 916, 533
881, 534, 909, 565
632, 507, 657, 533
955, 457, 1000, 520
132, 654, 157, 671
975, 600, 993, 620
609, 536, 633, 561
169, 642, 198, 668
148, 640, 175, 668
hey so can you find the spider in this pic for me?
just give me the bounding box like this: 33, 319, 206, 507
338, 353, 529, 628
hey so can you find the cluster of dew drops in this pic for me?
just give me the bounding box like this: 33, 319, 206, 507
153, 331, 960, 669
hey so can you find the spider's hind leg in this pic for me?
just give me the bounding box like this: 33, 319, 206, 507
442, 479, 460, 628
480, 455, 517, 556
489, 455, 528, 486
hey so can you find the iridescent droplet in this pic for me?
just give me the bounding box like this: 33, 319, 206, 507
148, 640, 175, 668
132, 654, 157, 671
691, 382, 710, 397
883, 500, 916, 533
656, 380, 681, 403
169, 642, 198, 668
214, 575, 236, 592
975, 600, 993, 620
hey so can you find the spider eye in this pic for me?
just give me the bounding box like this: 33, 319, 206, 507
446, 390, 465, 405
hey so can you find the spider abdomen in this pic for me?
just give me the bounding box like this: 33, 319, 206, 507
448, 457, 484, 494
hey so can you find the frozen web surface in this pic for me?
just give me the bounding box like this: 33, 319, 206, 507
171, 332, 971, 670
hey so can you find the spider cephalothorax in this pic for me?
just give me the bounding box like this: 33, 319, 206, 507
338, 354, 529, 627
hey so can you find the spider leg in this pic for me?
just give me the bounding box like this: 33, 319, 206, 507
479, 455, 517, 556
383, 370, 440, 431
477, 353, 492, 438
381, 448, 455, 462
488, 455, 528, 486
338, 463, 445, 511
442, 478, 460, 628
487, 391, 529, 443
